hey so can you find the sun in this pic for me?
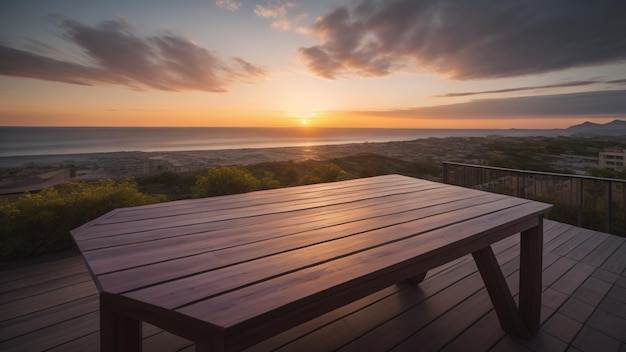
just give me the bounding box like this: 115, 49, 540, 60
301, 120, 307, 125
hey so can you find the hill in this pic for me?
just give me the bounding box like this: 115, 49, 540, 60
566, 119, 626, 136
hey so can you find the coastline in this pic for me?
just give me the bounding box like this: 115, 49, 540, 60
0, 137, 480, 180
3, 133, 625, 181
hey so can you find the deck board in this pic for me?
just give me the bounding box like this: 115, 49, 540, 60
1, 219, 625, 351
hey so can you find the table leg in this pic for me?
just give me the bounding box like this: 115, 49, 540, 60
100, 295, 142, 352
519, 217, 543, 335
472, 246, 529, 339
405, 271, 428, 285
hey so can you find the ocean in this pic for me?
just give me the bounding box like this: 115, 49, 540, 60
0, 126, 561, 158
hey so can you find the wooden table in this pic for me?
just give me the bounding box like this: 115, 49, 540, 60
71, 175, 551, 351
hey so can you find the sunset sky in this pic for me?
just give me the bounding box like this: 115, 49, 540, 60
1, 0, 625, 129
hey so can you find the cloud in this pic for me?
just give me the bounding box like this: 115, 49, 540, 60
215, 0, 241, 11
254, 1, 307, 31
299, 0, 626, 80
355, 90, 626, 119
0, 17, 267, 92
437, 78, 626, 97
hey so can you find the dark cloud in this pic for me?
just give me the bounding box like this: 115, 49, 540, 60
300, 0, 626, 80
437, 79, 626, 97
355, 90, 626, 119
0, 17, 267, 92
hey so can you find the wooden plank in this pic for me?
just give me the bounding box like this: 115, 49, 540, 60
390, 288, 496, 352
541, 257, 579, 288
0, 261, 89, 294
95, 175, 423, 221
551, 262, 596, 296
79, 186, 477, 252
585, 309, 626, 343
100, 176, 431, 223
606, 284, 626, 306
565, 230, 610, 261
143, 330, 193, 352
124, 197, 528, 307
582, 235, 625, 267
0, 311, 99, 352
571, 276, 613, 306
507, 330, 569, 351
598, 295, 626, 321
336, 272, 488, 352
0, 280, 97, 323
541, 287, 568, 312
340, 252, 523, 352
0, 294, 98, 342
0, 254, 86, 286
440, 309, 504, 352
571, 325, 622, 352
92, 193, 508, 283
558, 297, 596, 323
0, 271, 93, 305
84, 189, 498, 261
543, 225, 583, 254
246, 285, 405, 352
541, 312, 583, 345
45, 332, 99, 352
177, 202, 547, 328
75, 176, 416, 227
75, 178, 444, 238
491, 336, 534, 351
552, 226, 595, 257
600, 241, 626, 275
542, 220, 570, 245
343, 244, 514, 340
591, 268, 619, 284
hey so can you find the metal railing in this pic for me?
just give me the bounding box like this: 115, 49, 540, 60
443, 161, 626, 236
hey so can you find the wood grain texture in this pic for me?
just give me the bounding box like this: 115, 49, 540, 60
4, 219, 626, 351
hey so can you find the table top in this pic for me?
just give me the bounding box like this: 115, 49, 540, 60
71, 175, 551, 348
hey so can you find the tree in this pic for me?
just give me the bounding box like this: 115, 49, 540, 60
302, 163, 348, 184
192, 166, 260, 197
259, 171, 281, 190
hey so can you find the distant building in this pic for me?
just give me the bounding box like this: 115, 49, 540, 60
599, 150, 626, 170
0, 169, 71, 203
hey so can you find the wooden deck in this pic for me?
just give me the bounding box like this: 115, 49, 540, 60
1, 219, 625, 351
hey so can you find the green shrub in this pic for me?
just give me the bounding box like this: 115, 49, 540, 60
192, 166, 260, 197
259, 171, 281, 190
0, 178, 166, 260
302, 163, 348, 184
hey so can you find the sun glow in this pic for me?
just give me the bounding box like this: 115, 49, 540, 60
301, 119, 307, 125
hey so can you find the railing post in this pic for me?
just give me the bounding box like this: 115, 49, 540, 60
605, 181, 612, 233
577, 179, 583, 227
443, 162, 449, 184
623, 183, 626, 237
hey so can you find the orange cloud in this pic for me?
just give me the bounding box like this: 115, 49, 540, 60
0, 17, 267, 92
